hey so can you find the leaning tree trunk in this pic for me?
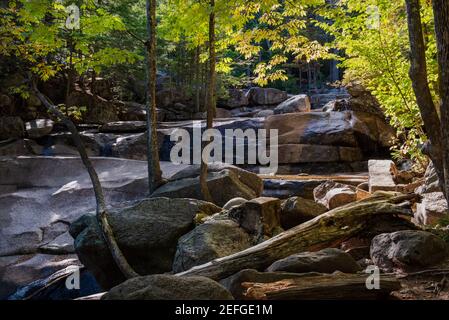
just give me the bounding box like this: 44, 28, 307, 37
199, 0, 216, 203
432, 0, 449, 202
145, 0, 163, 194
176, 193, 416, 281
32, 83, 139, 279
405, 0, 446, 199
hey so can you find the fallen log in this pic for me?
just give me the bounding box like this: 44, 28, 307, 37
242, 272, 401, 300
177, 193, 418, 280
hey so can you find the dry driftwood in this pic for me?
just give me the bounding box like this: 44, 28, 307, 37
177, 193, 418, 281
242, 272, 401, 300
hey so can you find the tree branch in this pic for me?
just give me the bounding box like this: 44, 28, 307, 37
31, 80, 139, 280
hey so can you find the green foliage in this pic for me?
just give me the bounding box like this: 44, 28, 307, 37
158, 0, 330, 87
317, 0, 437, 170
57, 104, 87, 121
0, 0, 440, 172
1, 0, 140, 85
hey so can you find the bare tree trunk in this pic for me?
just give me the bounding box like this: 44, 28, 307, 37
307, 63, 312, 92
432, 0, 449, 202
199, 0, 216, 203
65, 38, 74, 118
405, 0, 446, 198
91, 69, 96, 95
32, 83, 138, 280
202, 62, 208, 112
195, 46, 201, 113
145, 0, 163, 194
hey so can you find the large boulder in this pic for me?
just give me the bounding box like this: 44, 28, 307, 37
370, 230, 449, 271
323, 98, 385, 119
219, 89, 249, 109
310, 88, 351, 109
414, 162, 448, 225
416, 162, 441, 195
264, 112, 395, 159
343, 82, 386, 118
415, 192, 448, 226
111, 132, 148, 160
323, 83, 385, 119
172, 220, 252, 273
368, 160, 398, 193
151, 163, 263, 207
25, 119, 54, 139
0, 116, 24, 140
266, 248, 362, 274
280, 196, 327, 229
116, 101, 149, 122
247, 87, 288, 106
70, 198, 221, 289
67, 90, 120, 124
102, 275, 233, 300
273, 94, 311, 114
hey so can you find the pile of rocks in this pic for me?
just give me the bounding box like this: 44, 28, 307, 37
2, 83, 449, 301
0, 157, 264, 299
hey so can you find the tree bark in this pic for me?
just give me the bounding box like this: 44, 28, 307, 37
176, 193, 416, 281
32, 83, 138, 280
65, 37, 74, 118
199, 0, 216, 203
432, 0, 449, 202
195, 45, 201, 113
242, 273, 401, 300
405, 0, 445, 197
145, 0, 163, 194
